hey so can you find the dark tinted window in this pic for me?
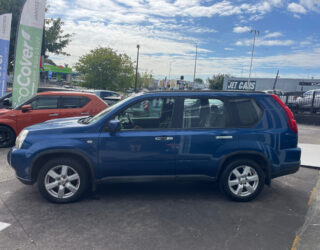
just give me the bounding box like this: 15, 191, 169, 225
61, 96, 90, 109
30, 96, 59, 110
183, 98, 226, 128
228, 98, 262, 127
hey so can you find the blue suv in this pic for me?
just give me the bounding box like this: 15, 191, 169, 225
8, 91, 301, 203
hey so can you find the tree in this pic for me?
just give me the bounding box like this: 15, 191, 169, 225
45, 18, 72, 57
138, 72, 154, 89
0, 1, 72, 71
194, 78, 204, 84
207, 74, 229, 90
75, 47, 135, 91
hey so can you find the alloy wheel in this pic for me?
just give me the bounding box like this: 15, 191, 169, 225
228, 165, 259, 197
44, 165, 80, 199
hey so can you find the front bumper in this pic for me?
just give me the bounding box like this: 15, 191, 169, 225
7, 148, 34, 185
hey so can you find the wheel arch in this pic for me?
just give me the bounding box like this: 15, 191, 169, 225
217, 151, 271, 185
0, 123, 17, 137
30, 149, 96, 190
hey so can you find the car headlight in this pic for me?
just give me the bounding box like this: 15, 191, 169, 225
15, 130, 29, 149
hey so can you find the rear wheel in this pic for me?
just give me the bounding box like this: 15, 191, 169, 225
0, 125, 15, 148
219, 159, 265, 202
37, 158, 88, 203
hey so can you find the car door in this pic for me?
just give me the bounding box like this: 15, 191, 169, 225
174, 96, 239, 177
16, 95, 60, 132
98, 97, 178, 177
59, 96, 91, 118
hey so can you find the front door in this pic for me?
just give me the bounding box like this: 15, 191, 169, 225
98, 97, 178, 177
16, 95, 60, 132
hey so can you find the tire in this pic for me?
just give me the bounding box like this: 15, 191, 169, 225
0, 125, 15, 148
219, 159, 265, 202
37, 158, 88, 203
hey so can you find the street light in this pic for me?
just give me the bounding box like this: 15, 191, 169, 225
248, 30, 259, 87
193, 44, 198, 83
134, 44, 140, 92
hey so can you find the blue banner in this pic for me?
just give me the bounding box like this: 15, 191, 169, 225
0, 14, 12, 97
0, 40, 10, 97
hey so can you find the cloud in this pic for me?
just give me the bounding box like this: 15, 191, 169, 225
236, 38, 294, 46
233, 26, 251, 33
288, 2, 307, 13
299, 0, 320, 13
264, 32, 283, 38
224, 48, 234, 51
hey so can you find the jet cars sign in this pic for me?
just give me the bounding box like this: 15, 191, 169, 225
227, 80, 256, 91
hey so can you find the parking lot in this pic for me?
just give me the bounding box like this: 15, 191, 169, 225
0, 124, 319, 250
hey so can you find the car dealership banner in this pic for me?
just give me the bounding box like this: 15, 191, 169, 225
0, 14, 12, 97
12, 0, 46, 107
227, 80, 256, 91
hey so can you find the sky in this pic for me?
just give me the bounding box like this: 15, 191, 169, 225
46, 0, 320, 81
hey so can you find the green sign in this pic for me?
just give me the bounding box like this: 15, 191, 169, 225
12, 0, 46, 107
41, 65, 72, 74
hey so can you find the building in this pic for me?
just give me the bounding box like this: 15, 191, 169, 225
223, 77, 320, 92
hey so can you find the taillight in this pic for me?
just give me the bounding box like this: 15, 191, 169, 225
271, 94, 298, 133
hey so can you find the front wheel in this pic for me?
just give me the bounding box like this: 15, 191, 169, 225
37, 158, 88, 203
219, 159, 265, 202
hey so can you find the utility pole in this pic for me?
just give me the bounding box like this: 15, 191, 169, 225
193, 44, 198, 83
248, 30, 259, 88
134, 44, 140, 92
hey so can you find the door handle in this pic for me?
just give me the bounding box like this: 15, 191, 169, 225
49, 113, 59, 117
216, 135, 233, 139
155, 136, 174, 141
81, 112, 89, 115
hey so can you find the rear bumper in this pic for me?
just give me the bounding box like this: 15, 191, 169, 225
271, 161, 300, 179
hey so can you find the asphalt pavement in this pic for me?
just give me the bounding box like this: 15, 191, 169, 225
0, 124, 319, 250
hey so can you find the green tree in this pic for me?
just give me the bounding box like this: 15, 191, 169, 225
194, 78, 204, 84
75, 47, 135, 91
138, 72, 153, 89
207, 74, 229, 90
45, 18, 72, 57
0, 1, 72, 71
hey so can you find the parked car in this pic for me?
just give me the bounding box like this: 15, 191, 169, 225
0, 91, 107, 147
8, 91, 300, 203
93, 90, 122, 105
0, 87, 75, 109
295, 89, 320, 111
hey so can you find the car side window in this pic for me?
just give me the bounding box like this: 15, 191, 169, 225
228, 98, 262, 127
30, 96, 59, 110
115, 98, 175, 130
183, 98, 226, 129
61, 96, 90, 109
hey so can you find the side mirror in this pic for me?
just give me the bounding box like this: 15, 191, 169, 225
3, 98, 10, 106
21, 104, 32, 113
108, 119, 120, 133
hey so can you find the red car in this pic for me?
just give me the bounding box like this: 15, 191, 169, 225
0, 91, 108, 147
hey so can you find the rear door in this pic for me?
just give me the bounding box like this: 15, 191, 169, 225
59, 96, 91, 118
174, 96, 239, 177
16, 95, 60, 132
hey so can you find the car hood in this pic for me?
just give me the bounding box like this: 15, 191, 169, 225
26, 116, 87, 132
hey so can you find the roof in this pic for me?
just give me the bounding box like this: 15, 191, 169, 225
37, 91, 96, 97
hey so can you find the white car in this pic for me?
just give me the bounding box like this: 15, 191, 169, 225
296, 89, 320, 109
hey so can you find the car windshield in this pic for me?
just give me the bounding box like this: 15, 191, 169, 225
86, 94, 136, 124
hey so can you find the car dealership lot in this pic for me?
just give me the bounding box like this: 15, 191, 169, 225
0, 124, 319, 249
